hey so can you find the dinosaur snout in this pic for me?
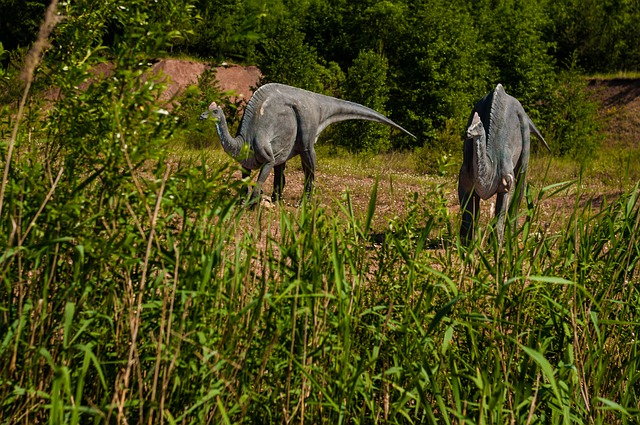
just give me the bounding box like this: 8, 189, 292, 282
199, 111, 209, 121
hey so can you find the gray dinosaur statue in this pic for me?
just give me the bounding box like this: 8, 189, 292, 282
458, 83, 550, 245
200, 83, 415, 205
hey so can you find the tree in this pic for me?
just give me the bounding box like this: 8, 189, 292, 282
336, 50, 392, 153
256, 13, 344, 94
547, 0, 640, 72
387, 0, 494, 149
474, 0, 556, 110
0, 0, 47, 51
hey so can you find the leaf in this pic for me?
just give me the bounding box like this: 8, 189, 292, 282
526, 275, 573, 284
63, 302, 76, 350
520, 345, 572, 423
595, 397, 631, 416
364, 177, 378, 235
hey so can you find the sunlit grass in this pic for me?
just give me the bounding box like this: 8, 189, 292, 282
588, 70, 640, 80
4, 125, 640, 423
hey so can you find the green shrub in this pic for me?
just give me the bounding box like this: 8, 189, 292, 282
334, 50, 392, 154
543, 68, 602, 159
173, 67, 229, 150
414, 118, 461, 175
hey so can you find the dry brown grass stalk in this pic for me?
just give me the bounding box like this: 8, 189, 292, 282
0, 0, 61, 220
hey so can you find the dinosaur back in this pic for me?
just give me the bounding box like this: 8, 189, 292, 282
238, 83, 415, 139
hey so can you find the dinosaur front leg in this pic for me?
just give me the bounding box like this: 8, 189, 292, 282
300, 149, 317, 202
495, 173, 516, 244
494, 191, 510, 244
458, 182, 480, 246
272, 163, 286, 203
248, 162, 274, 208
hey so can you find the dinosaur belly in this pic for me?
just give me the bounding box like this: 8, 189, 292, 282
474, 181, 498, 200
239, 156, 262, 170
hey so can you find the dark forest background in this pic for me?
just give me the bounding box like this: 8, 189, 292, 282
1, 0, 638, 157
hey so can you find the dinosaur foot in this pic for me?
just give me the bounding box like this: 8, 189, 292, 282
261, 195, 276, 209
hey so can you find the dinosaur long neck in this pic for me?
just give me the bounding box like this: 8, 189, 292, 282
215, 113, 244, 159
473, 133, 496, 198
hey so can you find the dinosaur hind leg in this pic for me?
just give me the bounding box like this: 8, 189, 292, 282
272, 163, 286, 203
300, 149, 317, 203
248, 162, 274, 208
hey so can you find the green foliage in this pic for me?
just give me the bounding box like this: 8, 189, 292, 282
543, 67, 602, 158
547, 0, 640, 72
388, 0, 494, 148
256, 15, 344, 94
474, 0, 556, 106
414, 118, 461, 175
188, 0, 264, 61
0, 0, 46, 51
335, 50, 392, 154
173, 67, 230, 150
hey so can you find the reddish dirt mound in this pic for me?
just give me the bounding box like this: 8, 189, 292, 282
153, 59, 261, 104
588, 78, 640, 148
152, 59, 208, 100
60, 59, 261, 106
213, 64, 262, 104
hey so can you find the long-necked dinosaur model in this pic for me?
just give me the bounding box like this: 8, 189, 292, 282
458, 84, 550, 245
200, 83, 415, 205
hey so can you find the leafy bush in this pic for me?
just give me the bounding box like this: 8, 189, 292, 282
414, 118, 461, 175
543, 68, 602, 159
173, 67, 229, 150
256, 16, 343, 94
334, 50, 393, 154
386, 0, 494, 149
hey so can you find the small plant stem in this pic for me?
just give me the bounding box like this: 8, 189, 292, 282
0, 0, 59, 220
117, 165, 170, 424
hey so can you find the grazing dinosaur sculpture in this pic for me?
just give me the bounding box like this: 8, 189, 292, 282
458, 84, 550, 245
200, 83, 415, 205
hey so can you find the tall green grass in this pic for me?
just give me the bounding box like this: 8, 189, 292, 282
2, 144, 639, 424
2, 2, 639, 423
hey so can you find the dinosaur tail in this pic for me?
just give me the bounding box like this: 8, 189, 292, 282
320, 97, 416, 139
529, 118, 551, 152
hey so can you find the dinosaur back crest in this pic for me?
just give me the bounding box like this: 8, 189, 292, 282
487, 83, 507, 142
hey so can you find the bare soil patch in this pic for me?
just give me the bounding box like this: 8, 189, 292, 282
152, 59, 261, 104
588, 78, 640, 148
59, 59, 262, 107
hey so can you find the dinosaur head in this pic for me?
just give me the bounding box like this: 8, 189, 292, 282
466, 112, 485, 140
199, 101, 223, 121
